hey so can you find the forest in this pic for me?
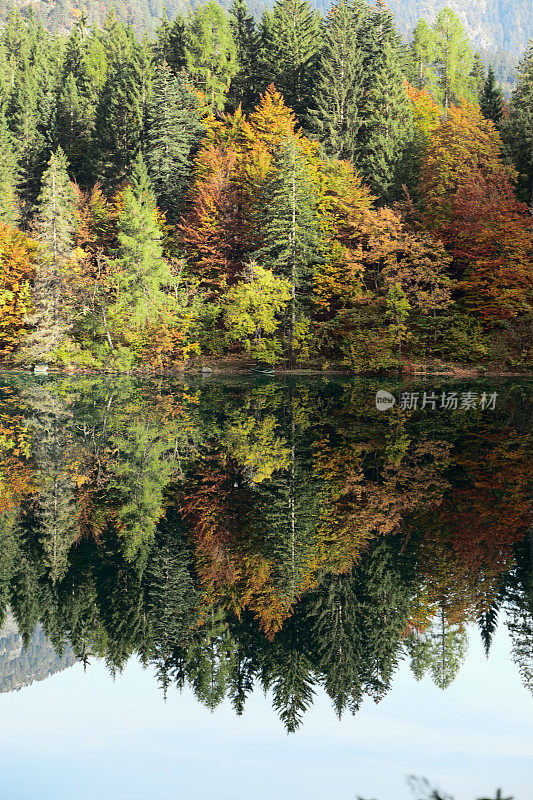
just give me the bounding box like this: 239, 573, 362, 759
0, 375, 531, 732
0, 1, 531, 373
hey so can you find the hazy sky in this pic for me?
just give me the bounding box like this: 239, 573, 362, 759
0, 625, 531, 800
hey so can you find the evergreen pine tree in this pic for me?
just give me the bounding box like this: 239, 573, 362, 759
470, 51, 487, 99
33, 147, 77, 268
19, 147, 77, 363
309, 0, 367, 161
228, 0, 259, 112
144, 63, 204, 221
154, 13, 186, 74
356, 1, 413, 201
93, 23, 147, 191
480, 66, 504, 124
262, 0, 321, 120
255, 140, 321, 361
0, 114, 20, 225
503, 42, 533, 206
113, 154, 172, 330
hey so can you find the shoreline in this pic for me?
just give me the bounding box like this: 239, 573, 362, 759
1, 359, 532, 380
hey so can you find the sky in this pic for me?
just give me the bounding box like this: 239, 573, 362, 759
0, 625, 531, 800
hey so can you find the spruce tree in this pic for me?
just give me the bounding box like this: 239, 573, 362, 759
21, 148, 77, 363
228, 0, 259, 112
154, 13, 186, 74
261, 0, 321, 120
144, 63, 204, 221
255, 140, 321, 361
480, 66, 504, 124
309, 0, 367, 161
93, 23, 147, 191
356, 2, 413, 201
0, 114, 20, 225
470, 51, 487, 99
33, 147, 77, 268
113, 154, 172, 330
503, 42, 533, 206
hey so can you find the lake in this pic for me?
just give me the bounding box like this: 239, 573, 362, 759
0, 374, 531, 800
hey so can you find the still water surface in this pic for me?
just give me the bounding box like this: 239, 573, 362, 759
0, 375, 531, 799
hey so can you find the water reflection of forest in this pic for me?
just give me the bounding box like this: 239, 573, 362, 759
0, 377, 531, 731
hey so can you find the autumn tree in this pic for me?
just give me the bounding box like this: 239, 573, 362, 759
0, 225, 38, 359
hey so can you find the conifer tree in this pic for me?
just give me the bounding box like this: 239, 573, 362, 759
93, 23, 148, 190
261, 0, 321, 120
255, 139, 321, 361
228, 0, 259, 112
21, 148, 77, 363
144, 63, 204, 220
356, 2, 413, 201
113, 154, 172, 331
470, 52, 487, 99
480, 66, 504, 125
184, 2, 237, 111
503, 42, 533, 206
154, 13, 186, 73
309, 0, 366, 161
0, 114, 20, 225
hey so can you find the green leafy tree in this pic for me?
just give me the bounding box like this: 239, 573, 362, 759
408, 19, 438, 93
433, 9, 476, 112
184, 2, 237, 111
222, 261, 291, 362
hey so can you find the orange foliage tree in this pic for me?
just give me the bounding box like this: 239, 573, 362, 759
0, 224, 39, 359
419, 101, 533, 322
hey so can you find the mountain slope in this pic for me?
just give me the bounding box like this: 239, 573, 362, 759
1, 0, 530, 64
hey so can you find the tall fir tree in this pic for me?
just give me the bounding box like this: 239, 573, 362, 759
470, 51, 487, 100
228, 0, 259, 112
503, 42, 533, 206
480, 66, 504, 125
113, 154, 172, 331
93, 21, 149, 191
309, 0, 367, 161
21, 147, 77, 363
144, 63, 204, 221
356, 1, 413, 201
0, 114, 20, 225
255, 139, 321, 361
260, 0, 321, 121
